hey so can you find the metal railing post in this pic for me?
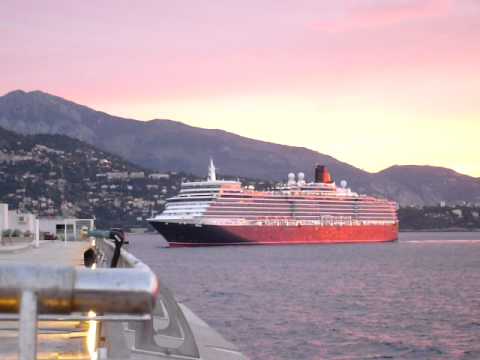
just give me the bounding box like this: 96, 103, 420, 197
19, 290, 37, 360
34, 219, 39, 248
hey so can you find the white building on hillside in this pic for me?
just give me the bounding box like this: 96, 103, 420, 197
0, 203, 36, 234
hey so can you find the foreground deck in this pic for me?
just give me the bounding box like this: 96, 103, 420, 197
0, 240, 246, 360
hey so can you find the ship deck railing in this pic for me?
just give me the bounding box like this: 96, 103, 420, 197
200, 218, 397, 227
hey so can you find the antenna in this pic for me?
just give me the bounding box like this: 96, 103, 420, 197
208, 158, 216, 181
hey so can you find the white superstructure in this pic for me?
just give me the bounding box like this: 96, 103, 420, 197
148, 160, 398, 227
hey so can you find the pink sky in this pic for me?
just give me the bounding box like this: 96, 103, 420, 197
1, 0, 479, 176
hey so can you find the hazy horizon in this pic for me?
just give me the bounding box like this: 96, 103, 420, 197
1, 0, 479, 176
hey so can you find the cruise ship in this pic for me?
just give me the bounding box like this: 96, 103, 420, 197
148, 160, 398, 246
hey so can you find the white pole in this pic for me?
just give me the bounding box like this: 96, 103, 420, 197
19, 290, 37, 360
64, 223, 67, 244
34, 219, 39, 248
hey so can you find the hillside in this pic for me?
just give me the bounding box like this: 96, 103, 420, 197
1, 90, 480, 206
0, 126, 188, 228
398, 205, 480, 231
0, 126, 278, 228
0, 90, 363, 180
378, 166, 480, 205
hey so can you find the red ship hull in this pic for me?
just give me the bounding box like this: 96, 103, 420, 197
149, 221, 398, 247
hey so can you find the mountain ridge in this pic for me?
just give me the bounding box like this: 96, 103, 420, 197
1, 89, 480, 206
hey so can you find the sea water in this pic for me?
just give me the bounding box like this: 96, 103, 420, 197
129, 232, 480, 360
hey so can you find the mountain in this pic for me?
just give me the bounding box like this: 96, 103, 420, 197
0, 90, 362, 180
377, 165, 480, 205
1, 90, 480, 206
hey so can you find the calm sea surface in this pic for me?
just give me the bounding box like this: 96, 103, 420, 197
129, 232, 480, 360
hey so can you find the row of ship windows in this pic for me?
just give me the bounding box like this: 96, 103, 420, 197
166, 202, 396, 211
201, 220, 398, 226
169, 198, 393, 206
160, 214, 396, 221
175, 192, 383, 200
163, 215, 397, 221
207, 210, 397, 215
176, 193, 359, 200
179, 186, 339, 192
165, 208, 395, 214
202, 215, 397, 220
176, 193, 335, 198
210, 203, 396, 209
208, 209, 397, 214
165, 204, 395, 211
164, 209, 396, 216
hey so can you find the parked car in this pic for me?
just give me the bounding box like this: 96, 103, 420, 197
43, 232, 57, 240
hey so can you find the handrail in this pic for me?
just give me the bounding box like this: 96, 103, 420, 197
0, 264, 159, 314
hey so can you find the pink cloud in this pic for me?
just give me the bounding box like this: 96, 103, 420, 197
313, 0, 453, 32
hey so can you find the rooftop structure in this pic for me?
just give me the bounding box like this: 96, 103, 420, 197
0, 203, 94, 241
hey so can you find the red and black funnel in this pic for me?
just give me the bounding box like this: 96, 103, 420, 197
314, 165, 333, 183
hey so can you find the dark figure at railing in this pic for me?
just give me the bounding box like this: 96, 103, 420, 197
109, 228, 126, 268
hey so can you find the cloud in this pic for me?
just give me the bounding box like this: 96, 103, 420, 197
312, 0, 453, 33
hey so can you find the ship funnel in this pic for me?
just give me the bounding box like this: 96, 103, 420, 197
314, 165, 333, 183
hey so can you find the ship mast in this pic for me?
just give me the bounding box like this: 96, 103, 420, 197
208, 158, 217, 181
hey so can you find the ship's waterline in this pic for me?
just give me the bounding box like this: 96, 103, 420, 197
150, 222, 398, 246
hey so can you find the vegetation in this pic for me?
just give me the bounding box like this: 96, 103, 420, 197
398, 205, 480, 231
10, 229, 21, 237
0, 228, 33, 246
